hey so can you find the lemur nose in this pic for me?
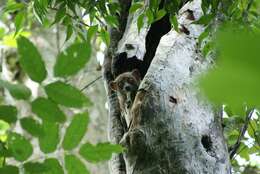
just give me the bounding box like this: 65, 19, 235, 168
125, 86, 131, 91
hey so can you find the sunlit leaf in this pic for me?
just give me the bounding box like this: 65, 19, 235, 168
2, 32, 31, 47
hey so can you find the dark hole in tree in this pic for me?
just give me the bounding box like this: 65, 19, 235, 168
112, 12, 171, 78
201, 135, 212, 152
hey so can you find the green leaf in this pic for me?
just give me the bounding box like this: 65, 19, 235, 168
20, 117, 44, 137
202, 41, 214, 57
39, 122, 60, 153
0, 28, 6, 39
193, 14, 215, 25
43, 158, 63, 174
137, 14, 144, 33
8, 133, 33, 161
0, 105, 17, 124
100, 29, 110, 46
87, 25, 98, 42
247, 120, 257, 138
145, 9, 154, 25
14, 11, 25, 36
170, 14, 179, 32
65, 25, 73, 41
198, 26, 210, 47
4, 2, 25, 13
24, 162, 48, 174
104, 15, 119, 28
129, 3, 143, 14
17, 36, 47, 83
0, 165, 19, 174
155, 9, 166, 21
33, 0, 47, 24
0, 120, 10, 135
239, 144, 249, 160
54, 42, 91, 77
62, 113, 89, 150
79, 142, 123, 163
53, 7, 66, 24
199, 26, 260, 113
65, 155, 89, 174
0, 80, 31, 100
45, 81, 91, 108
31, 97, 66, 123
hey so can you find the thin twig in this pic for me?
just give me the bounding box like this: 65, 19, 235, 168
80, 75, 102, 91
229, 109, 254, 159
95, 15, 106, 27
48, 6, 90, 27
56, 24, 60, 54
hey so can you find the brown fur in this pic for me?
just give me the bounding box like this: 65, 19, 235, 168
109, 69, 141, 127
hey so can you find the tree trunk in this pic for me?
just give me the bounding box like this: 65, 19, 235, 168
103, 0, 231, 173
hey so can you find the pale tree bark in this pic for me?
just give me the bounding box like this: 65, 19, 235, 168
103, 0, 231, 174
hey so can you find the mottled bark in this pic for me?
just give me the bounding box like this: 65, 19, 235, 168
105, 0, 231, 174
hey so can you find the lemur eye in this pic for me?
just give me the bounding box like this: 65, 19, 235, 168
118, 82, 124, 88
129, 78, 135, 83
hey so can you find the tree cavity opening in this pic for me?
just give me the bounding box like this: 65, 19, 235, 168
112, 14, 171, 79
201, 135, 213, 152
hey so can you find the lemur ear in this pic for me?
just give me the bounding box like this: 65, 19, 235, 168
131, 69, 141, 80
109, 81, 118, 91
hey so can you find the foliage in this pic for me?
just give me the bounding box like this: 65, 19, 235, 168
197, 1, 260, 173
0, 0, 124, 171
0, 0, 259, 173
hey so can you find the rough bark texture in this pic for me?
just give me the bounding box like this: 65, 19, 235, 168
104, 0, 231, 173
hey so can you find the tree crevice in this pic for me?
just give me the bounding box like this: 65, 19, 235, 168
112, 14, 171, 79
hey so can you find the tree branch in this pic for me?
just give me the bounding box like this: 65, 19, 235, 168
102, 1, 132, 173
80, 76, 102, 91
229, 109, 254, 159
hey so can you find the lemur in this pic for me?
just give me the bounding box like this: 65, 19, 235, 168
109, 69, 141, 128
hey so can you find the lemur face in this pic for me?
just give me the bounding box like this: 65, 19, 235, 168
110, 69, 141, 108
